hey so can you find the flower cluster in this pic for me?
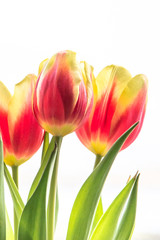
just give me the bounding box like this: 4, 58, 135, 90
0, 50, 147, 165
0, 50, 148, 240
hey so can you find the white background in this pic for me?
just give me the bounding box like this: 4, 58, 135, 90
0, 0, 160, 239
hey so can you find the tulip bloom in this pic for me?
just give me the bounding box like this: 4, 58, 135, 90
33, 50, 93, 136
0, 75, 44, 166
76, 65, 148, 156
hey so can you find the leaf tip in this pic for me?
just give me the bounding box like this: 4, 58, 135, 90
126, 175, 131, 184
132, 121, 139, 130
133, 171, 140, 181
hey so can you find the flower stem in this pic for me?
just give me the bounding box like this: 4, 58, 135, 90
12, 165, 19, 240
47, 136, 62, 240
91, 154, 103, 233
94, 154, 102, 169
41, 132, 49, 164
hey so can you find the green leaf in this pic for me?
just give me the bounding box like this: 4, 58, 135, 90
115, 175, 139, 240
89, 174, 139, 240
90, 197, 103, 235
0, 136, 6, 240
66, 122, 138, 240
6, 207, 14, 240
90, 155, 103, 235
54, 187, 59, 229
4, 164, 24, 221
47, 136, 62, 240
41, 132, 49, 164
28, 136, 55, 200
18, 146, 57, 240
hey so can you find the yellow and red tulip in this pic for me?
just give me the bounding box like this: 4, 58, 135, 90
76, 65, 148, 156
0, 75, 44, 166
33, 50, 93, 136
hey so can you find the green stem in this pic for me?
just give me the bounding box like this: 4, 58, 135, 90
94, 154, 102, 169
41, 132, 49, 164
28, 136, 56, 201
47, 136, 62, 240
12, 166, 19, 240
91, 154, 103, 234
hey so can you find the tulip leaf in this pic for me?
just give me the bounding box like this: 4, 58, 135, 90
18, 146, 57, 240
90, 156, 103, 235
28, 136, 55, 200
89, 174, 139, 240
4, 164, 24, 221
6, 207, 14, 240
55, 187, 59, 229
66, 122, 138, 240
0, 137, 6, 240
90, 197, 103, 235
41, 131, 49, 163
47, 136, 62, 240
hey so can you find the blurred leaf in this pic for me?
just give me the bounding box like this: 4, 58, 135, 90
0, 137, 6, 240
28, 136, 55, 200
6, 207, 14, 240
4, 164, 24, 221
18, 146, 57, 240
89, 174, 139, 240
66, 122, 138, 240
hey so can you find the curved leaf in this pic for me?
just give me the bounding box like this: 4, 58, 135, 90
18, 146, 57, 240
41, 132, 49, 163
47, 136, 62, 240
90, 197, 103, 235
0, 136, 6, 240
4, 164, 24, 221
66, 122, 138, 240
89, 174, 139, 240
6, 207, 14, 240
28, 136, 55, 200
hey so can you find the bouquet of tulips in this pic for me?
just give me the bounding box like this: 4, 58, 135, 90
0, 50, 148, 240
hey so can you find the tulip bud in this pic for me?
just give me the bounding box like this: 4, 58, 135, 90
0, 75, 44, 166
33, 50, 93, 136
76, 65, 148, 156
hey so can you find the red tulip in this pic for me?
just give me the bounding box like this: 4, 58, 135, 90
0, 75, 44, 166
33, 50, 93, 136
76, 65, 148, 156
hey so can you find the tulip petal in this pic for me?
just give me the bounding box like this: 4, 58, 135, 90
0, 81, 11, 110
80, 62, 94, 111
0, 82, 12, 154
94, 65, 132, 102
38, 59, 49, 75
91, 65, 132, 138
109, 74, 148, 149
8, 75, 44, 163
70, 62, 93, 127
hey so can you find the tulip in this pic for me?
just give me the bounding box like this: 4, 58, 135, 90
33, 50, 93, 136
0, 74, 44, 166
76, 65, 148, 156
